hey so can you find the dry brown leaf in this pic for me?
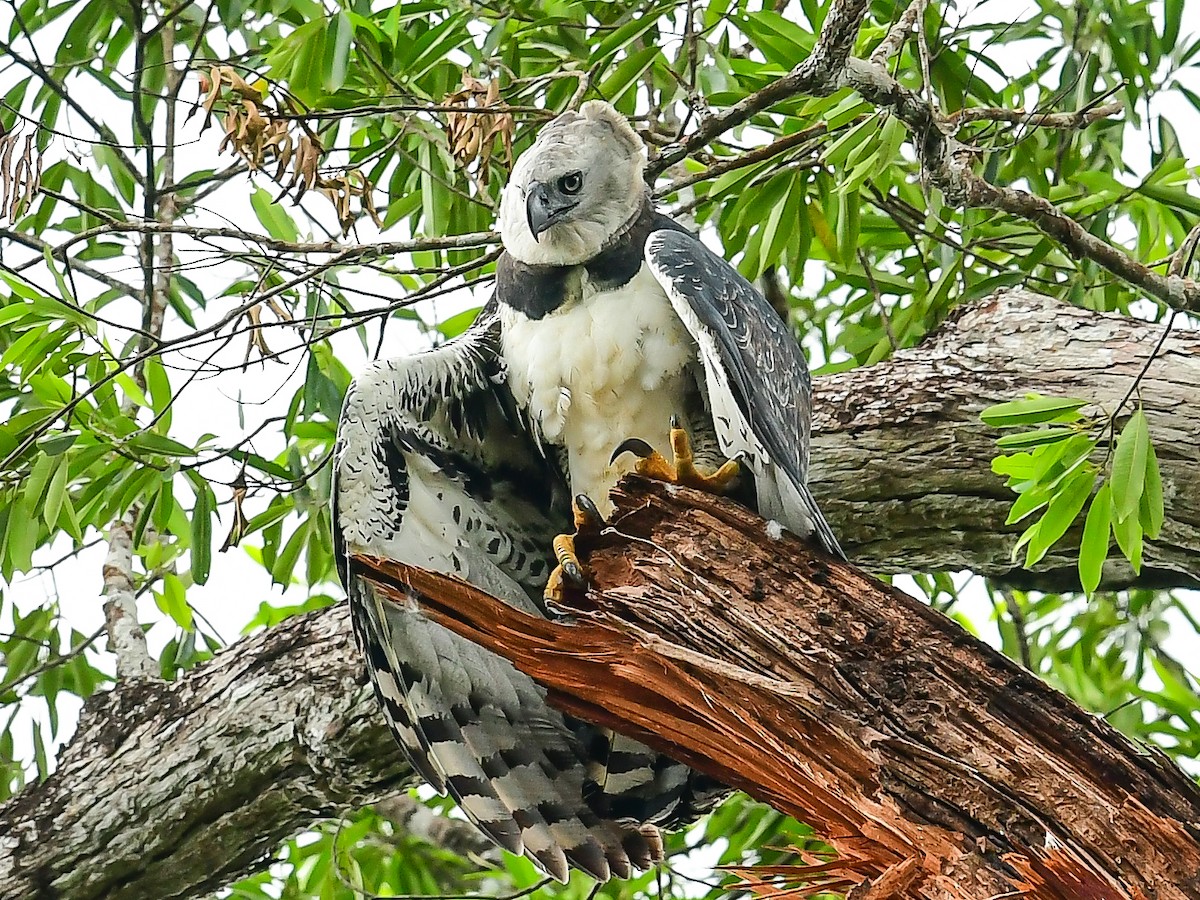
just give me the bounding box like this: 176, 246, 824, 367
0, 128, 43, 222
196, 63, 380, 231
441, 72, 514, 185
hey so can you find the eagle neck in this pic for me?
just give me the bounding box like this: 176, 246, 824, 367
496, 198, 660, 320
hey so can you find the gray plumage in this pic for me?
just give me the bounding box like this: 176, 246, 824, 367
334, 100, 839, 884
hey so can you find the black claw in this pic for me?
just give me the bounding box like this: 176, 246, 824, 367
574, 493, 604, 528
611, 437, 654, 464
669, 414, 681, 430
562, 560, 587, 588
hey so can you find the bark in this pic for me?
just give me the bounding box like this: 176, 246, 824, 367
810, 288, 1200, 591
355, 476, 1200, 900
2, 290, 1198, 899
0, 604, 412, 900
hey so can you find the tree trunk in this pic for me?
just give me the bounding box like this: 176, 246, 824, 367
810, 288, 1200, 591
355, 475, 1200, 900
0, 606, 411, 900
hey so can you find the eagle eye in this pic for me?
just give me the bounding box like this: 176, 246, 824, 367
557, 171, 583, 195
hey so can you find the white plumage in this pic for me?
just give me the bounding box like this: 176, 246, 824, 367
500, 264, 695, 515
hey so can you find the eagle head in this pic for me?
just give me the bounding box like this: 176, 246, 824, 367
498, 101, 648, 266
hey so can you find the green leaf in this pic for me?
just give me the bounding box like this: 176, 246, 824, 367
128, 431, 197, 457
24, 453, 57, 508
1006, 482, 1052, 525
434, 306, 482, 340
44, 457, 68, 529
597, 46, 660, 104
1110, 408, 1149, 523
189, 478, 213, 586
981, 395, 1088, 427
324, 11, 353, 92
1024, 466, 1095, 568
1140, 439, 1164, 539
37, 431, 79, 455
144, 355, 171, 417
155, 572, 193, 630
250, 187, 299, 242
114, 372, 150, 409
1112, 503, 1144, 573
272, 522, 308, 586
58, 493, 83, 541
995, 428, 1077, 450
32, 725, 48, 781
1079, 481, 1112, 594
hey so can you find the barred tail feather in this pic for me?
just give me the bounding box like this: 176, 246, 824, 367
351, 578, 653, 882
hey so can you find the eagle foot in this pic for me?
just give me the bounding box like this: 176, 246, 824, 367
611, 415, 741, 494
544, 494, 604, 608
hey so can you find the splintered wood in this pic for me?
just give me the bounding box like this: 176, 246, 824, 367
353, 476, 1200, 900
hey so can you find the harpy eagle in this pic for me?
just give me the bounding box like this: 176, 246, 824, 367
334, 101, 842, 883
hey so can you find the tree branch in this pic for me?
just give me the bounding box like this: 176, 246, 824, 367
0, 34, 144, 189
100, 514, 157, 679
355, 478, 1200, 900
808, 288, 1200, 590
40, 222, 498, 264
0, 226, 144, 300
0, 604, 411, 900
646, 0, 870, 176
646, 0, 1200, 312
945, 100, 1124, 128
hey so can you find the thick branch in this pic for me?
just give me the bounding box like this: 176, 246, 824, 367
0, 605, 411, 900
833, 56, 1200, 312
809, 288, 1200, 590
355, 479, 1200, 900
100, 515, 156, 679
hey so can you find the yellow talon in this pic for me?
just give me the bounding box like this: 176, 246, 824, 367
543, 494, 604, 606
611, 417, 741, 494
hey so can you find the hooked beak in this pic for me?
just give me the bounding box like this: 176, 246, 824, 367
525, 182, 579, 242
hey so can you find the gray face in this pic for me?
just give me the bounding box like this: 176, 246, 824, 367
524, 168, 585, 240
497, 101, 647, 266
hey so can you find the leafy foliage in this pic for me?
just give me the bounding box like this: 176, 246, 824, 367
983, 394, 1165, 591
0, 0, 1198, 897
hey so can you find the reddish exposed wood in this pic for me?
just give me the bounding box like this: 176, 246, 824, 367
352, 476, 1200, 900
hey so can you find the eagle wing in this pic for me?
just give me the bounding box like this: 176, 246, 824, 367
644, 228, 844, 558
333, 300, 656, 881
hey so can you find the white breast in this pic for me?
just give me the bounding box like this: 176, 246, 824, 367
500, 265, 696, 514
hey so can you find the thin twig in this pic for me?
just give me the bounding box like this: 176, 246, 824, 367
0, 625, 106, 697
652, 123, 828, 197
857, 248, 898, 351
0, 226, 144, 299
1000, 590, 1033, 671
946, 100, 1123, 128
42, 221, 499, 264
646, 0, 871, 177
870, 0, 924, 67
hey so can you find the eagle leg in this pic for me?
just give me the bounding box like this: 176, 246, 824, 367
611, 415, 741, 494
544, 493, 605, 606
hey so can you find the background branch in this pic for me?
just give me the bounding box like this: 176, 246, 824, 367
809, 288, 1200, 590
0, 604, 410, 900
